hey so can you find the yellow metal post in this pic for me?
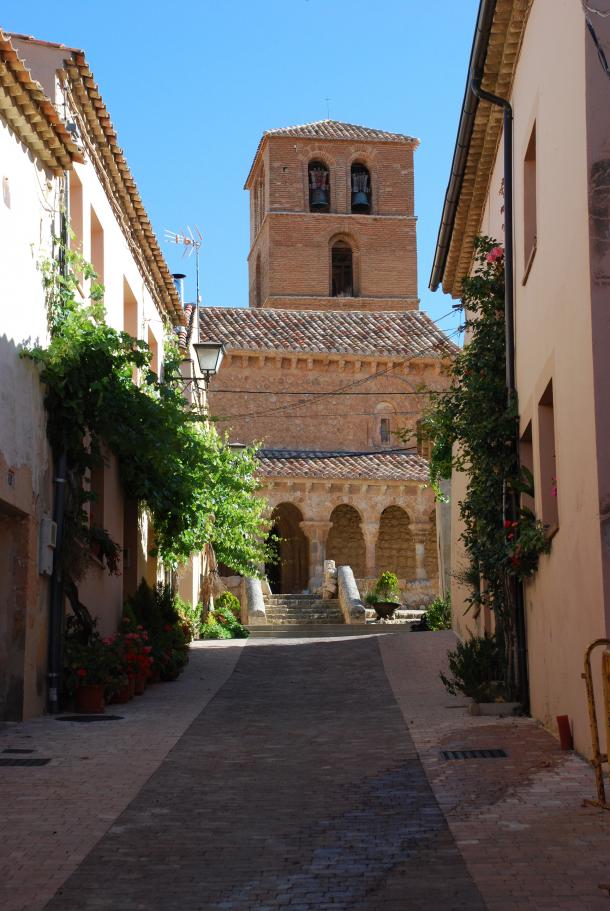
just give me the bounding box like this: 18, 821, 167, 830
582, 638, 610, 810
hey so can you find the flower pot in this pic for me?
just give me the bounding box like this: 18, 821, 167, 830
134, 672, 146, 695
109, 682, 131, 705
76, 684, 105, 714
374, 601, 400, 620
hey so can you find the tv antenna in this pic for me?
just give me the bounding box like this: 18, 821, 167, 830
164, 225, 203, 306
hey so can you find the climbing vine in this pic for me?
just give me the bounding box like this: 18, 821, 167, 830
420, 237, 549, 693
25, 240, 271, 584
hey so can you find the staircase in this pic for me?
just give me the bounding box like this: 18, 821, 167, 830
265, 594, 343, 625
247, 593, 412, 638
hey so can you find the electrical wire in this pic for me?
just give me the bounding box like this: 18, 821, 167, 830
212, 328, 461, 422
582, 0, 610, 78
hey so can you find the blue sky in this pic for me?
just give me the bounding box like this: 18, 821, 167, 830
4, 1, 478, 337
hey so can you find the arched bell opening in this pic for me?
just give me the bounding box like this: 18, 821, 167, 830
308, 160, 330, 212
351, 162, 371, 214
266, 502, 309, 594
376, 506, 414, 579
326, 504, 366, 577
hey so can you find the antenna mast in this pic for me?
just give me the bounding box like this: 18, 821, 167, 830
165, 225, 203, 349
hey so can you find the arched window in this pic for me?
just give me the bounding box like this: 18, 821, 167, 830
309, 160, 330, 212
351, 163, 371, 214
375, 402, 395, 446
331, 240, 354, 297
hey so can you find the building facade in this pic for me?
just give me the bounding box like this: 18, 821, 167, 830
204, 120, 454, 598
0, 32, 204, 720
430, 0, 610, 755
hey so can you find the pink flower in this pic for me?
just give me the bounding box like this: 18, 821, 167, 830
486, 245, 504, 263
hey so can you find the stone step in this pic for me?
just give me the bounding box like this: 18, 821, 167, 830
247, 624, 413, 638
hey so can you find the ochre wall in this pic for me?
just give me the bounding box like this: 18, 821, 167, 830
208, 353, 446, 452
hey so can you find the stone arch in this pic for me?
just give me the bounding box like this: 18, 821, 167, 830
266, 502, 309, 594
376, 505, 414, 579
425, 509, 439, 579
326, 504, 366, 577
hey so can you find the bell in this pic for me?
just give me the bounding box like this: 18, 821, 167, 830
310, 187, 329, 210
351, 190, 370, 213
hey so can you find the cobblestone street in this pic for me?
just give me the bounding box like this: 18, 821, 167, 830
1, 633, 608, 911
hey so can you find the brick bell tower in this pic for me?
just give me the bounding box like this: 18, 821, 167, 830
244, 120, 419, 313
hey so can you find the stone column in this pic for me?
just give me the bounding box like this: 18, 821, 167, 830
412, 523, 429, 581
361, 521, 379, 579
300, 520, 332, 592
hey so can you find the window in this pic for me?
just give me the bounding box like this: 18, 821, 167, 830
537, 380, 558, 529
519, 422, 535, 512
69, 171, 83, 252
523, 124, 537, 272
351, 163, 371, 214
309, 160, 330, 212
90, 206, 104, 287
331, 241, 353, 296
380, 418, 391, 444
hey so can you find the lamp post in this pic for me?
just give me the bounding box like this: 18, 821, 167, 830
193, 341, 225, 388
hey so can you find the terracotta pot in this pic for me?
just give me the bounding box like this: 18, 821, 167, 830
109, 682, 131, 704
374, 601, 399, 620
134, 672, 146, 695
76, 684, 105, 714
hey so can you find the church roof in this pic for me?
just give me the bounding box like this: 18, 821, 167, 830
245, 119, 418, 187
198, 307, 455, 360
265, 119, 417, 144
256, 449, 429, 483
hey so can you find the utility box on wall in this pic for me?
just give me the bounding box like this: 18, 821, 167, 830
38, 516, 57, 576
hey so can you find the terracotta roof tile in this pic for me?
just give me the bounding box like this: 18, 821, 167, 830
9, 32, 184, 327
257, 449, 428, 482
266, 119, 417, 144
199, 306, 455, 359
0, 30, 82, 173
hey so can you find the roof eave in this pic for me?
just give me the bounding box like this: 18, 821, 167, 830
429, 0, 497, 294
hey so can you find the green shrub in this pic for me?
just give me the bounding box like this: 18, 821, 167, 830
440, 634, 507, 702
214, 591, 241, 621
175, 596, 204, 639
425, 595, 452, 631
201, 622, 233, 640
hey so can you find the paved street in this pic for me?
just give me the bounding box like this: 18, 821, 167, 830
1, 633, 609, 911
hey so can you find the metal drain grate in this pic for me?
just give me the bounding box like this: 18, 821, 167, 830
0, 757, 50, 767
2, 748, 35, 754
56, 715, 124, 723
441, 748, 507, 760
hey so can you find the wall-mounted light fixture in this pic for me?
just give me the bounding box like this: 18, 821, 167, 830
193, 341, 225, 387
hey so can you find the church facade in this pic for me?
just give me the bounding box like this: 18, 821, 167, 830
201, 120, 454, 599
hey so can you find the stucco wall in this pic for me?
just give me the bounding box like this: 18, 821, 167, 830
0, 114, 56, 719
450, 0, 608, 756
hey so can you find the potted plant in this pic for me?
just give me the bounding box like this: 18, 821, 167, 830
440, 633, 521, 715
63, 637, 115, 714
365, 571, 402, 620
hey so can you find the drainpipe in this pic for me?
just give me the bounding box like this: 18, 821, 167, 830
470, 72, 529, 711
47, 175, 70, 714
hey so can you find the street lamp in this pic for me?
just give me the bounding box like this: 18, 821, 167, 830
193, 341, 225, 387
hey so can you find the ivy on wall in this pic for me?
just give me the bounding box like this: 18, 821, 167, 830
420, 237, 549, 694
25, 241, 270, 584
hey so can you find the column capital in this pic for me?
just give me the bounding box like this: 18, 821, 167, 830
299, 519, 333, 540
